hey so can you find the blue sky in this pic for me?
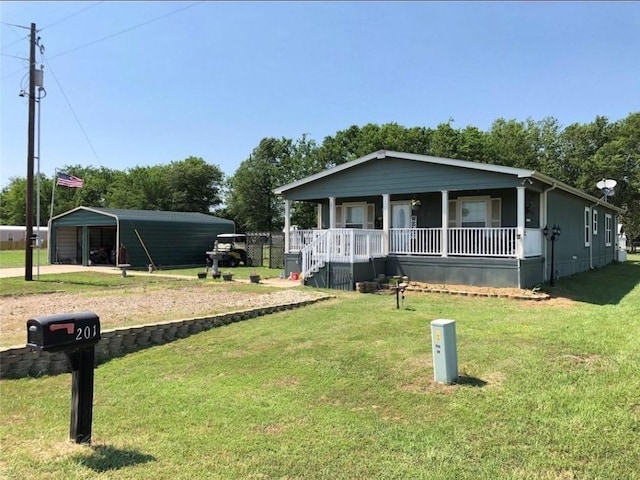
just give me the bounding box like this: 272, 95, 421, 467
1, 1, 638, 189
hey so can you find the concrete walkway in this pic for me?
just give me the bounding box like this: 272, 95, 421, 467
0, 264, 92, 278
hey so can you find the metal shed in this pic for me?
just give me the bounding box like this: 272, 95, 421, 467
49, 207, 234, 268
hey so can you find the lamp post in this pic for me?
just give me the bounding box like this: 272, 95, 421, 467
543, 225, 561, 286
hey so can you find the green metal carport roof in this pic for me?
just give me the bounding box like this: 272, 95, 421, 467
50, 206, 235, 268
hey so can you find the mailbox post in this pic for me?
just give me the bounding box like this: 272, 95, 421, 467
27, 311, 100, 444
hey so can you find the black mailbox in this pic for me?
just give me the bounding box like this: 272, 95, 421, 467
27, 312, 101, 353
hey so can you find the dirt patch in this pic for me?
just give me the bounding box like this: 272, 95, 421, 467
0, 285, 326, 348
401, 281, 550, 300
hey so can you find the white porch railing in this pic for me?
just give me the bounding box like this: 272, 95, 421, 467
447, 227, 518, 257
299, 229, 385, 277
290, 229, 324, 252
390, 228, 441, 255
291, 227, 541, 272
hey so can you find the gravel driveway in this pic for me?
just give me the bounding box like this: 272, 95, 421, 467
1, 283, 326, 348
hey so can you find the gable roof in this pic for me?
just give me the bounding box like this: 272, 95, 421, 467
51, 206, 235, 225
274, 150, 622, 212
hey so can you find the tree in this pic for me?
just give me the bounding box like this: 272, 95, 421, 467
0, 177, 28, 225
226, 138, 293, 231
430, 121, 460, 158
165, 157, 225, 213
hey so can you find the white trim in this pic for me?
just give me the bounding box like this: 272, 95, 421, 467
593, 209, 598, 235
584, 207, 591, 247
329, 197, 336, 229
382, 194, 390, 255
284, 200, 291, 253
605, 213, 612, 246
442, 190, 449, 257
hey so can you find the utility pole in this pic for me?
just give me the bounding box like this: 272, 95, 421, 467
25, 22, 37, 281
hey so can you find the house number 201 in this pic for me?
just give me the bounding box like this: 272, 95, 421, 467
76, 325, 98, 341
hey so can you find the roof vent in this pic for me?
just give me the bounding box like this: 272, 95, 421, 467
376, 150, 386, 159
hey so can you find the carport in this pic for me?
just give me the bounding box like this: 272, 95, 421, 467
49, 207, 234, 268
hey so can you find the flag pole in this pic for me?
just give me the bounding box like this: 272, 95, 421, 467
49, 169, 57, 224
49, 168, 57, 263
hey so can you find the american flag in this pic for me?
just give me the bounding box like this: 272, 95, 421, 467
56, 172, 84, 188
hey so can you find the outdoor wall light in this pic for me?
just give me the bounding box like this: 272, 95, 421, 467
543, 224, 561, 286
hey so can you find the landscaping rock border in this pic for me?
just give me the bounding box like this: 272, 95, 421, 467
0, 295, 332, 380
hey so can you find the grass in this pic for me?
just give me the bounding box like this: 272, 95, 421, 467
0, 249, 48, 269
0, 271, 189, 297
1, 256, 639, 478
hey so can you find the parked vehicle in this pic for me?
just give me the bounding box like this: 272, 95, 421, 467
207, 234, 252, 267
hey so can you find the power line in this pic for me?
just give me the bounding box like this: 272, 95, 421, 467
39, 1, 104, 32
1, 3, 102, 56
0, 52, 28, 61
2, 2, 204, 81
0, 21, 31, 30
0, 34, 29, 52
41, 53, 104, 168
47, 1, 204, 61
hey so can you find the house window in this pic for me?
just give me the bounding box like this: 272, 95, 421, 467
345, 205, 364, 228
605, 214, 612, 246
336, 202, 374, 229
448, 197, 501, 228
584, 207, 590, 247
593, 209, 598, 235
461, 199, 488, 227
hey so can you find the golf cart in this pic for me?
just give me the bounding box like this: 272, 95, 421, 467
206, 233, 252, 268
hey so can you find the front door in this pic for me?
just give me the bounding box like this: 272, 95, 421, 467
391, 202, 411, 252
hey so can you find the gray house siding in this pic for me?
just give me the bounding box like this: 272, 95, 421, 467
386, 256, 520, 288
317, 188, 526, 229
285, 157, 524, 201
545, 189, 618, 280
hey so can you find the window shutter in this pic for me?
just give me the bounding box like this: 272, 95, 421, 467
491, 198, 501, 227
366, 204, 375, 229
448, 200, 457, 227
336, 206, 344, 228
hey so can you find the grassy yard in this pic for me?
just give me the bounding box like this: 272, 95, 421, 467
1, 256, 639, 479
0, 249, 48, 268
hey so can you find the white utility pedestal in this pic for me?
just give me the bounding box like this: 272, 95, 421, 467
431, 319, 458, 384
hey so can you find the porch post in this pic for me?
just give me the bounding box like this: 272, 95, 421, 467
284, 199, 291, 254
382, 193, 390, 255
517, 186, 525, 259
540, 190, 547, 277
441, 190, 448, 257
329, 196, 336, 229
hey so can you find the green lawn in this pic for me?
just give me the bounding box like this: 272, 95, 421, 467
1, 256, 639, 479
0, 249, 48, 268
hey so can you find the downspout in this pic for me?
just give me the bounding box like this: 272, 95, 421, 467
541, 182, 557, 283
588, 198, 605, 270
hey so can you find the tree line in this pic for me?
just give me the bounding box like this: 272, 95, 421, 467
1, 113, 638, 242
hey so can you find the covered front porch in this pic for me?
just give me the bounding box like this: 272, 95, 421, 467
282, 184, 546, 288
286, 226, 543, 288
